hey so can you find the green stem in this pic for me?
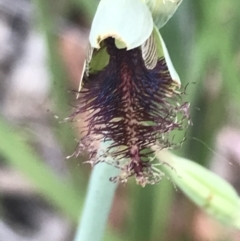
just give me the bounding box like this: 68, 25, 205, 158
74, 161, 119, 241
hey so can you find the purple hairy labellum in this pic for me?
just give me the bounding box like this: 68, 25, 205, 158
70, 37, 190, 186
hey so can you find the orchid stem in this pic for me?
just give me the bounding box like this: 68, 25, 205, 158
73, 160, 119, 241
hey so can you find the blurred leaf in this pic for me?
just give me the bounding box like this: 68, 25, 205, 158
128, 184, 155, 241
0, 118, 81, 222
70, 0, 99, 21
35, 0, 76, 153
150, 179, 174, 241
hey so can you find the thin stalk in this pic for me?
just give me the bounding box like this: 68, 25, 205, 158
74, 161, 119, 241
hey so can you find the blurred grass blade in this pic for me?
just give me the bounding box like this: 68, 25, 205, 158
150, 179, 174, 241
128, 185, 155, 241
35, 0, 75, 152
156, 150, 240, 229
0, 118, 81, 222
70, 0, 99, 21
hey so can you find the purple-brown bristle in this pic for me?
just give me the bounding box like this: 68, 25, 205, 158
72, 37, 189, 184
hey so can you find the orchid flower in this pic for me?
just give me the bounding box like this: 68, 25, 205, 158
70, 0, 189, 186
72, 2, 240, 241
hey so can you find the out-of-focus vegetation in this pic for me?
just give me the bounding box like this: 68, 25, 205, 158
0, 0, 240, 240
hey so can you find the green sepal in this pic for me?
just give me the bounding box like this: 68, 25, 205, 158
156, 151, 240, 229
152, 26, 181, 85
89, 0, 153, 50
144, 0, 183, 29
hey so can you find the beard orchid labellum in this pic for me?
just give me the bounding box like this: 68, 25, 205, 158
70, 0, 190, 186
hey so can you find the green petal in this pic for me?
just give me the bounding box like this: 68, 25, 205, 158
152, 26, 181, 85
89, 0, 153, 50
144, 0, 183, 28
77, 46, 109, 94
156, 151, 240, 229
89, 47, 109, 73
141, 32, 158, 69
